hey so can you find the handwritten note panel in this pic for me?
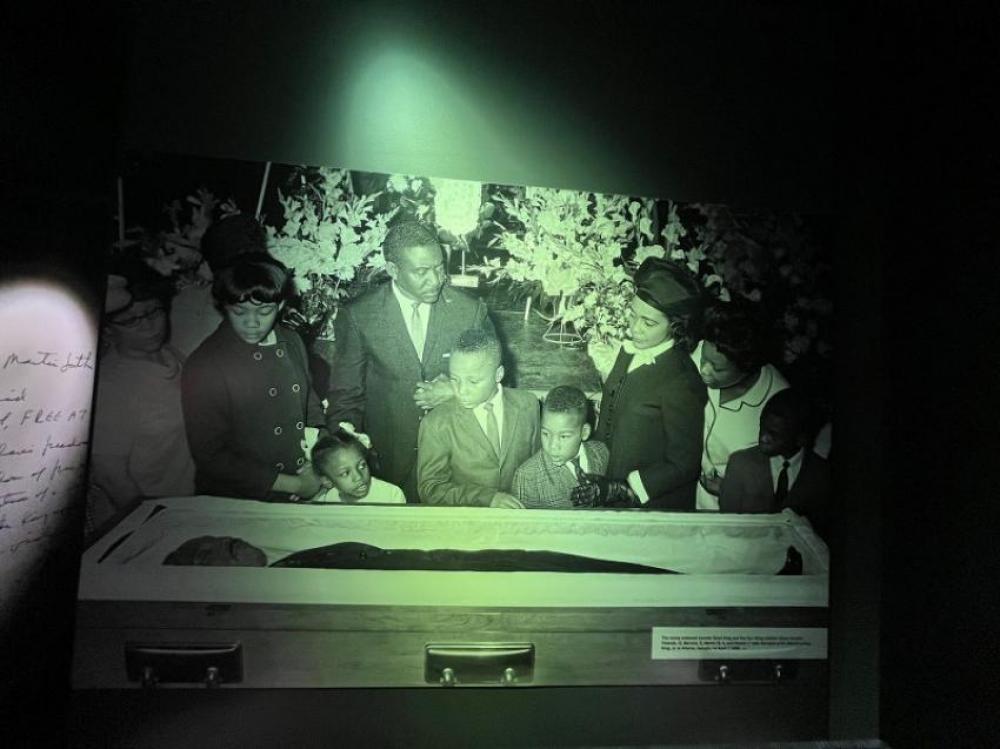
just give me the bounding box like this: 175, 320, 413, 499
0, 281, 97, 626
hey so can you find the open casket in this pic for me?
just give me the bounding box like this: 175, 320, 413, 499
72, 496, 829, 689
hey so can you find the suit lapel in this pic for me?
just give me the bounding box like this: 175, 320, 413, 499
458, 401, 497, 462
787, 451, 815, 503
753, 448, 776, 506
498, 389, 518, 466
583, 440, 607, 475
422, 291, 445, 368
378, 283, 423, 369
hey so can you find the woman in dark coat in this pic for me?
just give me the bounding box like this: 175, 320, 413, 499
181, 255, 327, 501
572, 258, 707, 510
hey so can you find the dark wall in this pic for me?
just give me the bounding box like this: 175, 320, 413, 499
6, 1, 894, 745
875, 8, 1000, 749
118, 0, 837, 211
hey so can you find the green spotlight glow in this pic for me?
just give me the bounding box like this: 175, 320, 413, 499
328, 31, 639, 192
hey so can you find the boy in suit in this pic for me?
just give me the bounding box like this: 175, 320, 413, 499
719, 388, 832, 537
417, 328, 540, 507
513, 385, 609, 509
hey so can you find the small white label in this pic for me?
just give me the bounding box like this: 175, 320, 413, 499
651, 627, 827, 660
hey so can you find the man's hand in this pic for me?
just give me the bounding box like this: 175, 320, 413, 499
489, 492, 526, 509
570, 474, 639, 508
414, 376, 454, 411
292, 462, 324, 500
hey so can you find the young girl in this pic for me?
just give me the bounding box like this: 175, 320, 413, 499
181, 254, 326, 501
311, 427, 406, 503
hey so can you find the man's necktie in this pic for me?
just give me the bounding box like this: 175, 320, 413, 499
483, 401, 500, 457
774, 459, 790, 506
569, 456, 584, 485
410, 302, 425, 359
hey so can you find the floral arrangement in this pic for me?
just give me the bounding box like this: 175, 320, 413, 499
473, 186, 660, 345
433, 178, 483, 237
472, 187, 832, 394
266, 167, 398, 339
385, 174, 435, 224
111, 187, 237, 290
383, 173, 491, 255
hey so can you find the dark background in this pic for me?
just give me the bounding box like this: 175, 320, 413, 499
2, 0, 996, 746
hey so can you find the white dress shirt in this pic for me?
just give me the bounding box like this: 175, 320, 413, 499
769, 448, 805, 494
391, 281, 431, 357
564, 442, 592, 478
622, 337, 675, 373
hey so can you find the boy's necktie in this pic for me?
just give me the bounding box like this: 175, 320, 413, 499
774, 459, 790, 506
482, 401, 500, 457
569, 456, 584, 484
410, 302, 425, 359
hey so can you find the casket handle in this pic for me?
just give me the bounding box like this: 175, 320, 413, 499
425, 643, 534, 686
698, 659, 799, 684
125, 642, 243, 687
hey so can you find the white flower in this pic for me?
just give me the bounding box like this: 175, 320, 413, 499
635, 244, 665, 266
387, 174, 410, 193
433, 177, 482, 236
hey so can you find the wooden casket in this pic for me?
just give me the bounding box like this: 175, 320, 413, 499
72, 497, 829, 690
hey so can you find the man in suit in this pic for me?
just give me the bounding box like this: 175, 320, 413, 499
417, 328, 541, 507
326, 221, 494, 502
719, 388, 832, 537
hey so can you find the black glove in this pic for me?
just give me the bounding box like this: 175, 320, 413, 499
570, 473, 639, 508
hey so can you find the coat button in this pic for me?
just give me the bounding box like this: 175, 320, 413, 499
291, 383, 301, 393
274, 426, 283, 435
275, 462, 285, 471
276, 348, 285, 358
296, 421, 304, 430
268, 387, 278, 397
253, 351, 263, 361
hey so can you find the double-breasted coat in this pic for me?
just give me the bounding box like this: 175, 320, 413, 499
595, 346, 707, 509
181, 322, 325, 499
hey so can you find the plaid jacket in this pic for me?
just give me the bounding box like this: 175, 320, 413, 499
512, 440, 610, 509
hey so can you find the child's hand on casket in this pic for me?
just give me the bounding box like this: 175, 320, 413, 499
570, 474, 639, 508
489, 492, 526, 509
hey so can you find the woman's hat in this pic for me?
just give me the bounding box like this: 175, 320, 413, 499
633, 257, 702, 316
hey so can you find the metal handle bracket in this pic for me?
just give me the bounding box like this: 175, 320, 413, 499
425, 643, 534, 686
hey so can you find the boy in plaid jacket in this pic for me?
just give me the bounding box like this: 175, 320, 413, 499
512, 385, 609, 509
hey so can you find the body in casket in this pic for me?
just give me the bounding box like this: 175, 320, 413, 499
73, 497, 829, 689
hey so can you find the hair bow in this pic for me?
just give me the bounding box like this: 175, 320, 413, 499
338, 422, 372, 449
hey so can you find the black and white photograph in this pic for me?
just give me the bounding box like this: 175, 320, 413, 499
25, 0, 1000, 744
73, 151, 835, 696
